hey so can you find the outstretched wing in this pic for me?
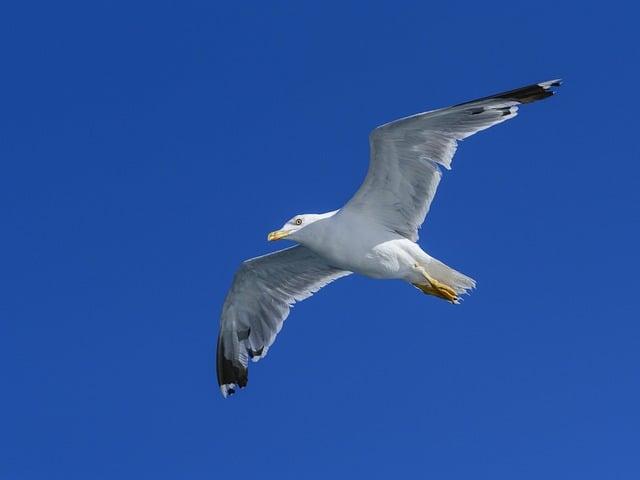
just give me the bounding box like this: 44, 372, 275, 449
342, 79, 561, 241
217, 245, 351, 397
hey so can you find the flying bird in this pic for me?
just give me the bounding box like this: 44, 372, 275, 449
217, 79, 561, 397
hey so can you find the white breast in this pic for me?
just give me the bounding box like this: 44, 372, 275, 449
300, 211, 416, 279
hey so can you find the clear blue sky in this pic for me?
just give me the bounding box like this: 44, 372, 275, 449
2, 1, 639, 479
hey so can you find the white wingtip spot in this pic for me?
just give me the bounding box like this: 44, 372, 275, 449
220, 383, 238, 398
539, 79, 563, 89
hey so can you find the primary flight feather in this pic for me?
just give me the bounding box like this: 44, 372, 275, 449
217, 79, 561, 397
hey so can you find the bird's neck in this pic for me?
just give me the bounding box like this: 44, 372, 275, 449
294, 210, 338, 251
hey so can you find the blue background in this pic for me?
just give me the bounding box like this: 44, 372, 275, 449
2, 1, 639, 478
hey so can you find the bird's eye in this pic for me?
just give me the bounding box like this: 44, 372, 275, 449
294, 218, 303, 226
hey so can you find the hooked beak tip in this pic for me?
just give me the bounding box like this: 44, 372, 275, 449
267, 230, 290, 242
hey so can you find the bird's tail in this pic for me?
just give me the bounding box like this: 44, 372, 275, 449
424, 257, 476, 297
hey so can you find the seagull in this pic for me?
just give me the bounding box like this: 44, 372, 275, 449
217, 79, 561, 397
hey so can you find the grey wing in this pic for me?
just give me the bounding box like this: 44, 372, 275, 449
342, 79, 561, 241
216, 245, 351, 397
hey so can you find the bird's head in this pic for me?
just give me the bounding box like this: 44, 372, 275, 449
267, 212, 336, 243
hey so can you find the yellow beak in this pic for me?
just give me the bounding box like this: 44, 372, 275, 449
267, 229, 292, 242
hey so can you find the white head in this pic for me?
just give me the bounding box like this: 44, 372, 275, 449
267, 211, 336, 243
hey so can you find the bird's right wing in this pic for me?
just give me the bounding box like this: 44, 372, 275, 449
217, 245, 351, 397
341, 79, 561, 241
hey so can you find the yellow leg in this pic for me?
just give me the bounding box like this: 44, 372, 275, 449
412, 265, 459, 304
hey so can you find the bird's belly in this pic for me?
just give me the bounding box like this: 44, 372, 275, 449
318, 237, 416, 280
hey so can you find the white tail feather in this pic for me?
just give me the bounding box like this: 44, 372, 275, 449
425, 257, 476, 296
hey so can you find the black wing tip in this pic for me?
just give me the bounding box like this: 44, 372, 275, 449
216, 337, 248, 399
217, 358, 248, 398
494, 78, 562, 104
455, 78, 562, 108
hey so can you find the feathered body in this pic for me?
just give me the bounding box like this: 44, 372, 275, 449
216, 79, 562, 397
292, 209, 473, 290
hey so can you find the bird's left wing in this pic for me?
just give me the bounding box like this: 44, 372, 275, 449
217, 245, 351, 397
342, 79, 561, 241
